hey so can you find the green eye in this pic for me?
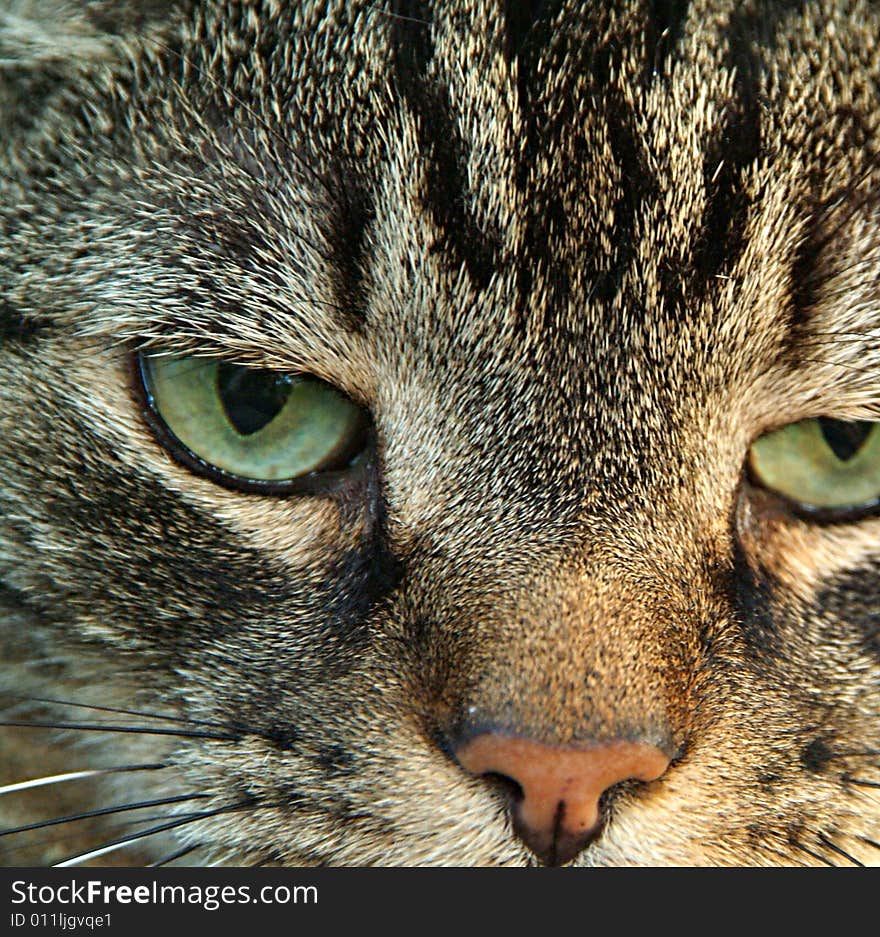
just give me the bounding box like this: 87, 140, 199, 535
139, 353, 368, 491
748, 417, 880, 513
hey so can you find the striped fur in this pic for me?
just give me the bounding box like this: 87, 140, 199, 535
0, 0, 879, 865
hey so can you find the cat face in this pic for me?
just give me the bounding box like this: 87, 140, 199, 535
0, 0, 878, 866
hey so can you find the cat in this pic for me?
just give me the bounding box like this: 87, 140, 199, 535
1, 0, 879, 867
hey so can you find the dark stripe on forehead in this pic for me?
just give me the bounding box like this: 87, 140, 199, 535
512, 0, 685, 91
685, 88, 761, 300
504, 1, 568, 315
511, 5, 659, 322
326, 163, 375, 332
724, 0, 810, 73
703, 1, 809, 302
387, 1, 435, 80
387, 2, 501, 292
781, 149, 880, 366
722, 0, 872, 353
509, 1, 724, 330
597, 92, 661, 306
500, 0, 556, 63
646, 0, 691, 75
641, 0, 764, 307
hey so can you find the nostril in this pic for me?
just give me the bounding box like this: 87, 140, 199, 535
455, 733, 671, 866
480, 770, 524, 806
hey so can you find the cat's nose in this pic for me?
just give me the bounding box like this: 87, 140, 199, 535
455, 733, 671, 865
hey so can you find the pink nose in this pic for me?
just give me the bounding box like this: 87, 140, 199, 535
456, 734, 670, 865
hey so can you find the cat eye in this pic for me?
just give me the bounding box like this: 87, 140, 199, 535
748, 417, 880, 517
138, 353, 368, 493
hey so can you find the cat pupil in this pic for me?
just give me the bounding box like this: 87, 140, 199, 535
818, 417, 874, 462
216, 363, 292, 436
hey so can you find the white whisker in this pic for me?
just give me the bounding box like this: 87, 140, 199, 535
0, 764, 165, 796
53, 837, 151, 868
50, 808, 236, 868
0, 769, 115, 796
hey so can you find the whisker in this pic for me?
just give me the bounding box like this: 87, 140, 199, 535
4, 695, 231, 731
756, 841, 803, 866
808, 162, 880, 255
857, 836, 880, 852
365, 3, 432, 26
0, 764, 166, 796
53, 817, 208, 868
790, 839, 837, 867
148, 844, 202, 867
810, 255, 880, 287
802, 331, 880, 340
0, 720, 239, 741
0, 814, 197, 862
53, 801, 255, 868
13, 657, 68, 670
846, 778, 880, 789
827, 750, 880, 759
796, 357, 880, 380
55, 840, 146, 868
800, 339, 880, 351
0, 794, 209, 837
250, 855, 276, 868
203, 852, 236, 867
818, 834, 865, 868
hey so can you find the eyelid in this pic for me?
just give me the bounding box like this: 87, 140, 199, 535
129, 323, 376, 408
